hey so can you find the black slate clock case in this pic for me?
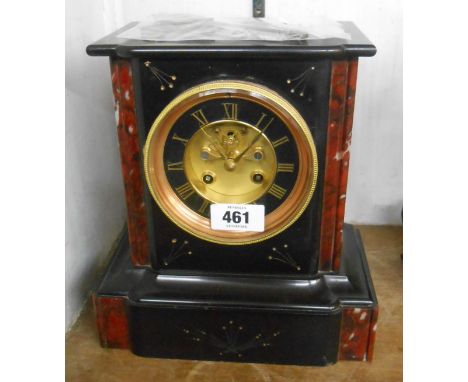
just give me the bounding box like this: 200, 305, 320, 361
88, 21, 379, 366
135, 58, 330, 275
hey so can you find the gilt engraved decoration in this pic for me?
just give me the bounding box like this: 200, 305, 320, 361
268, 244, 301, 271
161, 238, 192, 266
286, 66, 316, 101
144, 61, 177, 91
181, 320, 280, 358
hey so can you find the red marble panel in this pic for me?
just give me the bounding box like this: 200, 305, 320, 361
319, 61, 349, 271
366, 306, 379, 361
333, 59, 359, 271
93, 295, 129, 349
111, 59, 150, 266
338, 307, 378, 361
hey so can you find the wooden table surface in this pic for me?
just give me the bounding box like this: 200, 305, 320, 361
66, 226, 403, 382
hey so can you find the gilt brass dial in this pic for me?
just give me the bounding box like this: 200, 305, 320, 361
144, 80, 318, 245
184, 120, 277, 204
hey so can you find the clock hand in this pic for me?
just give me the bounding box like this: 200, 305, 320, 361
199, 126, 228, 159
201, 149, 223, 160
234, 133, 262, 162
234, 118, 274, 162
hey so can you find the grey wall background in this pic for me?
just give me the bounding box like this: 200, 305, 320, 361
65, 0, 402, 330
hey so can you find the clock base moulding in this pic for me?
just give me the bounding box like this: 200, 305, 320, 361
93, 224, 378, 365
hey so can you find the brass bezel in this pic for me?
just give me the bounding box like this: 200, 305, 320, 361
144, 80, 318, 245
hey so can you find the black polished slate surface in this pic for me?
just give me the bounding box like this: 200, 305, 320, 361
89, 24, 375, 275
87, 21, 376, 58
127, 304, 342, 365
96, 224, 376, 310
131, 57, 330, 275
95, 224, 377, 365
93, 230, 146, 297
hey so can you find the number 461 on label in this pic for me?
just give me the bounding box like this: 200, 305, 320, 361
210, 204, 265, 232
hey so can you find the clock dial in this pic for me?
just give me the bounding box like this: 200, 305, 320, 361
144, 81, 318, 245
163, 98, 299, 218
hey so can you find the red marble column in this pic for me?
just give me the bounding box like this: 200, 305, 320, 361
366, 306, 379, 361
338, 306, 378, 361
319, 61, 349, 271
93, 295, 129, 349
333, 59, 359, 271
110, 59, 150, 266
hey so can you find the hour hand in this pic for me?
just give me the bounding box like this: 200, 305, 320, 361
200, 146, 223, 160
199, 126, 228, 159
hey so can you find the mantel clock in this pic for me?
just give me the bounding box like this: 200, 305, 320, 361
87, 20, 378, 366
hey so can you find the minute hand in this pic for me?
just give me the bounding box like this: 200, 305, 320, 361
234, 118, 274, 162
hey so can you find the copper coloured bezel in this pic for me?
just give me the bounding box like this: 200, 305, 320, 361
144, 80, 318, 245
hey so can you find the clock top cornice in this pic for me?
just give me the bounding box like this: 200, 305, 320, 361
87, 21, 376, 59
